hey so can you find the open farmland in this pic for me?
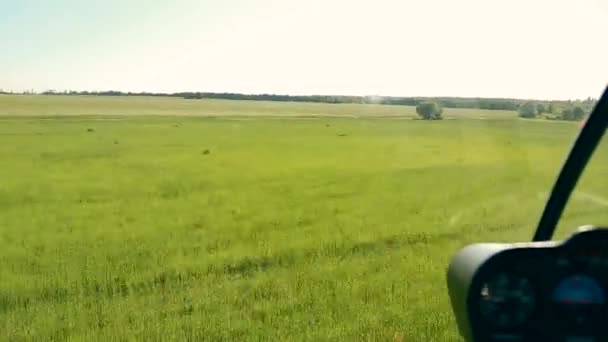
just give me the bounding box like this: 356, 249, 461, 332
0, 95, 517, 119
1, 95, 605, 341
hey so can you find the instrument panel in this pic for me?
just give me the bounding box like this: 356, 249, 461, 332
449, 228, 608, 342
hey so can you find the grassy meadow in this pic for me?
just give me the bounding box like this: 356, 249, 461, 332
1, 94, 606, 341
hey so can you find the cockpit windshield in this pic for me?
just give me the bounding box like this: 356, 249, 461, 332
558, 118, 608, 239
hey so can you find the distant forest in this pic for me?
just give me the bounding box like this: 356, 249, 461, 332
0, 89, 598, 113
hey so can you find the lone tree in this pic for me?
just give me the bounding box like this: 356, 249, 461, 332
416, 102, 443, 120
518, 101, 538, 118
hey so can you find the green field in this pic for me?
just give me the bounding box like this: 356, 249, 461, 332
1, 95, 606, 341
0, 95, 517, 119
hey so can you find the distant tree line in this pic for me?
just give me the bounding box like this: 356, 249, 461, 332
11, 89, 521, 110
1, 89, 598, 116
29, 90, 528, 111
180, 92, 526, 110
518, 99, 595, 121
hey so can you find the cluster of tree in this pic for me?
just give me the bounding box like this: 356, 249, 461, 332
560, 106, 586, 121
518, 102, 539, 118
416, 102, 443, 120
518, 101, 590, 121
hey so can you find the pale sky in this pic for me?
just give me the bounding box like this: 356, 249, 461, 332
1, 0, 607, 100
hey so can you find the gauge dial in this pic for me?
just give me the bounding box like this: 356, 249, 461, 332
479, 272, 536, 327
552, 274, 605, 305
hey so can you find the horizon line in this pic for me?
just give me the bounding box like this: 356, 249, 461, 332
0, 88, 597, 103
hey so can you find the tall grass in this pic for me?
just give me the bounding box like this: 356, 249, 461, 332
1, 96, 601, 340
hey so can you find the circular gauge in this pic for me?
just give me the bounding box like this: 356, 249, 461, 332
552, 274, 605, 305
479, 272, 536, 327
